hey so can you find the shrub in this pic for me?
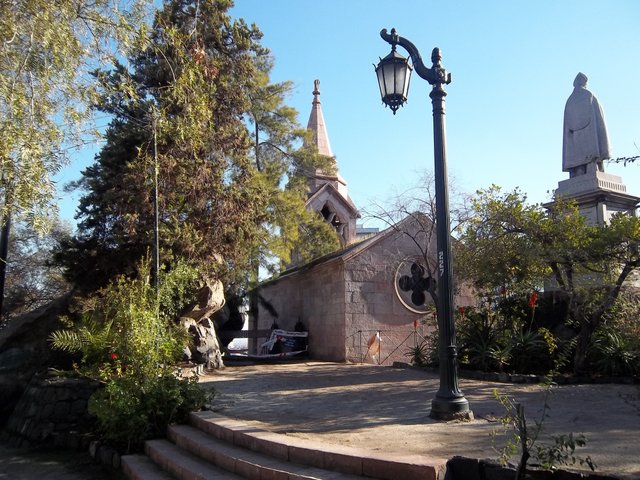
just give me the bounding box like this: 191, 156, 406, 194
508, 329, 550, 374
589, 328, 639, 377
405, 341, 428, 367
88, 373, 208, 450
454, 303, 559, 374
457, 308, 503, 372
50, 258, 210, 451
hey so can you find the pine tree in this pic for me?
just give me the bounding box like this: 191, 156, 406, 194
58, 0, 339, 293
244, 57, 339, 281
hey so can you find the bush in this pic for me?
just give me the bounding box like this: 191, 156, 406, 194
89, 373, 209, 450
455, 304, 556, 374
509, 329, 550, 374
457, 308, 503, 372
589, 328, 639, 377
585, 293, 640, 377
50, 258, 210, 451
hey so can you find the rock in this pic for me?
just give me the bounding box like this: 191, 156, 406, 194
212, 294, 247, 347
180, 317, 224, 370
182, 279, 225, 321
0, 347, 29, 371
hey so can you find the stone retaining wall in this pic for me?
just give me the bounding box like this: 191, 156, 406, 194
1, 374, 99, 449
445, 456, 630, 480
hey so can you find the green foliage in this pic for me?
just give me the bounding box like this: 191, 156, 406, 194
457, 308, 503, 372
589, 328, 639, 376
454, 302, 558, 374
49, 316, 115, 369
246, 61, 339, 275
57, 0, 338, 295
509, 329, 548, 374
459, 185, 640, 374
0, 0, 144, 231
157, 261, 201, 322
405, 340, 430, 367
50, 258, 208, 449
534, 433, 596, 472
88, 373, 208, 451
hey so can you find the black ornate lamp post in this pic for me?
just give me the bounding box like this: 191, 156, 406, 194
375, 28, 472, 420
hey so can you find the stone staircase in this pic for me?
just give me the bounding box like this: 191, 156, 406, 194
122, 411, 446, 480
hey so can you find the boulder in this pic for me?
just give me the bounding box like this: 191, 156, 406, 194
181, 317, 224, 370
181, 279, 225, 322
0, 293, 75, 426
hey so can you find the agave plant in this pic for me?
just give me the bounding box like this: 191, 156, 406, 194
405, 340, 430, 367
590, 329, 639, 377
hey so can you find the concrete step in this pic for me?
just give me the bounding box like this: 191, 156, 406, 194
144, 438, 244, 479
122, 410, 445, 480
121, 454, 175, 480
189, 411, 445, 480
168, 423, 365, 480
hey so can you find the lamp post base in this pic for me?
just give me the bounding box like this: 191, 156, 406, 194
430, 396, 473, 421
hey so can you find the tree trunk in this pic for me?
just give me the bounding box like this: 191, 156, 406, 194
573, 319, 595, 375
0, 212, 11, 320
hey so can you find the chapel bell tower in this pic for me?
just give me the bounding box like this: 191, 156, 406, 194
304, 80, 360, 246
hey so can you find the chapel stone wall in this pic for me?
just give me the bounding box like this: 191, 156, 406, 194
253, 261, 347, 361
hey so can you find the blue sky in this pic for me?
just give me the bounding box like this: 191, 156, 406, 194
58, 0, 640, 228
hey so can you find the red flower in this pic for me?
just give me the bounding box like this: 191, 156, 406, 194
528, 291, 538, 309
110, 353, 118, 360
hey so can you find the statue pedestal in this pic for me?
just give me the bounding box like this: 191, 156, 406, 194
556, 171, 627, 197
546, 170, 639, 225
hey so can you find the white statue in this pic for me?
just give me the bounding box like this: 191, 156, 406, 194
562, 73, 610, 177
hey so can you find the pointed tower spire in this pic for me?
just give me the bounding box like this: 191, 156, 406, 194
307, 79, 334, 157
301, 79, 360, 251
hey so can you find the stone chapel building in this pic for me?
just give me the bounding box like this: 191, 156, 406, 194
248, 81, 474, 365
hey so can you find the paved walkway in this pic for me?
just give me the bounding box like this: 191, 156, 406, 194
0, 444, 123, 479
1, 361, 638, 478
200, 362, 640, 477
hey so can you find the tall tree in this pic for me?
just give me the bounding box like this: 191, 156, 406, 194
1, 218, 71, 321
459, 186, 640, 373
244, 58, 339, 281
58, 0, 338, 295
0, 0, 144, 315
0, 0, 144, 230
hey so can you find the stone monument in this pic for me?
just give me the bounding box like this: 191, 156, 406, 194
562, 72, 609, 177
550, 73, 639, 225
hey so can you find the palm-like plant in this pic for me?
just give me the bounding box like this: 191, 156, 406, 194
590, 329, 639, 376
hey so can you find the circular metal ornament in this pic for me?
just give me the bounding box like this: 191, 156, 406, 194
394, 257, 435, 314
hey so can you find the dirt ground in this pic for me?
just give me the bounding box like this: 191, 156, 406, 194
200, 361, 640, 477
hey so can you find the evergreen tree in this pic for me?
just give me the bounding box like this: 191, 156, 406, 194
58, 0, 339, 293
244, 58, 339, 280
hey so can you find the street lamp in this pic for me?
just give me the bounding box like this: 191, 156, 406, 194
375, 28, 472, 420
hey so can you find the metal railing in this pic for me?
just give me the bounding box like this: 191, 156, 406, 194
347, 325, 429, 365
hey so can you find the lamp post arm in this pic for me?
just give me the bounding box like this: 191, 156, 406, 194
380, 28, 450, 85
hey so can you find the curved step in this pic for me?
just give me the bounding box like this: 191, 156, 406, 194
122, 454, 175, 480
189, 411, 445, 480
122, 410, 446, 479
144, 438, 243, 479
169, 423, 367, 479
